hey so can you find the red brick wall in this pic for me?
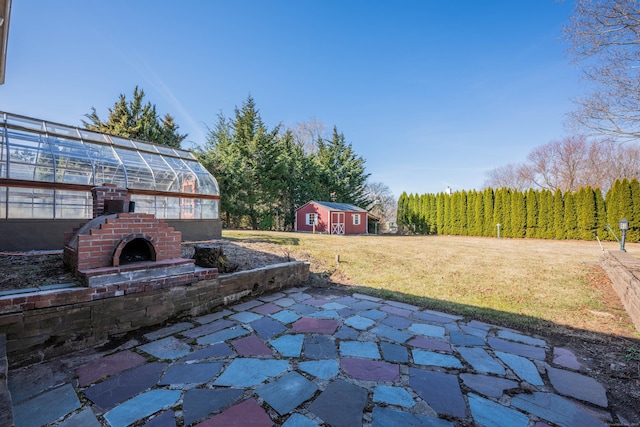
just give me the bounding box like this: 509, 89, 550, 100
91, 184, 131, 218
74, 213, 182, 271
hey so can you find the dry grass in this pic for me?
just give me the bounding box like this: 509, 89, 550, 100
223, 230, 639, 340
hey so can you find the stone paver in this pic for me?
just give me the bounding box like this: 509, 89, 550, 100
13, 384, 81, 427
76, 350, 146, 387
8, 286, 628, 427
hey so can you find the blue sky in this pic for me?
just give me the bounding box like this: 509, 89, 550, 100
1, 1, 581, 198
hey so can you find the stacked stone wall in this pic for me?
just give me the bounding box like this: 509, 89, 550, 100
601, 250, 640, 332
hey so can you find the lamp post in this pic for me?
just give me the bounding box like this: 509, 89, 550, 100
619, 218, 629, 252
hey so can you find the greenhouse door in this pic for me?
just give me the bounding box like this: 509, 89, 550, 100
331, 212, 345, 235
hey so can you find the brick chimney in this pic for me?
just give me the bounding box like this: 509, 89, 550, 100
91, 184, 131, 218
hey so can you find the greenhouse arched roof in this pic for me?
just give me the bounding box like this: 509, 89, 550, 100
0, 111, 219, 196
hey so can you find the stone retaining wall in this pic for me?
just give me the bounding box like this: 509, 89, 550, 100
601, 250, 640, 332
0, 261, 309, 367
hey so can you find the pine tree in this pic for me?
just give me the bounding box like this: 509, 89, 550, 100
436, 193, 445, 235
537, 190, 552, 239
576, 186, 597, 240
474, 190, 484, 236
397, 192, 409, 233
594, 187, 607, 240
83, 86, 187, 147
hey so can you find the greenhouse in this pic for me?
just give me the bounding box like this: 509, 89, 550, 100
0, 111, 221, 250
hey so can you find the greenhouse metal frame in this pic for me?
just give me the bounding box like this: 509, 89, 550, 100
0, 111, 222, 250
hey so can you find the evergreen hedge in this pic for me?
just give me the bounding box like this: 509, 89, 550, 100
396, 179, 639, 241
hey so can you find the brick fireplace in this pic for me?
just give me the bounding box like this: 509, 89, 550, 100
64, 185, 199, 287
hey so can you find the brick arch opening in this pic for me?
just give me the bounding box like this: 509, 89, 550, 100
112, 234, 156, 267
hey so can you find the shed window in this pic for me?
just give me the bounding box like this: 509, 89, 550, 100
353, 214, 361, 225
306, 213, 318, 225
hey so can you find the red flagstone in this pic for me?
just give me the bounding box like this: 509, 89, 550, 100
252, 303, 282, 315
195, 398, 273, 427
341, 358, 400, 382
231, 335, 274, 356
292, 318, 340, 334
76, 350, 146, 387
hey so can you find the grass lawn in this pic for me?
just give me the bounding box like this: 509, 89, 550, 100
223, 230, 639, 340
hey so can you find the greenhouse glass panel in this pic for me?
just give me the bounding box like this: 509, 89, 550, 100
55, 190, 92, 219
45, 123, 79, 138
184, 160, 219, 195
108, 135, 135, 149
155, 145, 177, 156
5, 115, 44, 132
156, 196, 180, 219
49, 136, 94, 185
180, 197, 198, 219
132, 140, 159, 153
8, 187, 54, 218
131, 195, 155, 214
84, 142, 126, 187
114, 147, 155, 190
0, 187, 6, 218
200, 199, 218, 219
78, 128, 108, 144
0, 129, 7, 179
7, 130, 55, 182
163, 157, 196, 193
139, 152, 177, 192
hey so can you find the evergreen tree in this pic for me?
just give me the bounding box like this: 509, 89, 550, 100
314, 127, 370, 207
553, 189, 565, 239
511, 190, 526, 238
594, 187, 607, 240
397, 192, 409, 233
482, 188, 494, 236
436, 193, 445, 235
537, 189, 553, 239
83, 86, 187, 148
629, 179, 640, 242
564, 191, 579, 240
525, 189, 538, 238
474, 190, 484, 236
493, 188, 506, 238
576, 186, 597, 240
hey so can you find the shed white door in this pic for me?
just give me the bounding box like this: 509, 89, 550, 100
331, 212, 345, 235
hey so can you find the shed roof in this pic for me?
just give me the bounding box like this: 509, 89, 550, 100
310, 201, 368, 213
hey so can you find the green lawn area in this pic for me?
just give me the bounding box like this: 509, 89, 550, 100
223, 230, 639, 340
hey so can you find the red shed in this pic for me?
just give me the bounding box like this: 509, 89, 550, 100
295, 201, 369, 235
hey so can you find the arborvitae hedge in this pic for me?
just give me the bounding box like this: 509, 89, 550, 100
396, 179, 640, 241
